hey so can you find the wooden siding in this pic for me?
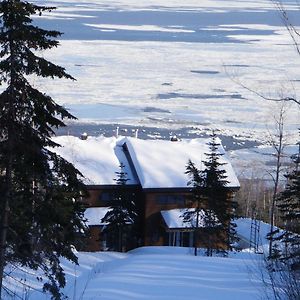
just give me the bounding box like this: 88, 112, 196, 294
87, 226, 102, 252
143, 191, 192, 246
84, 187, 235, 251
85, 189, 102, 207
84, 185, 144, 251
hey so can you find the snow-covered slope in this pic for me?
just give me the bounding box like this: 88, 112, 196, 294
4, 216, 277, 299
5, 246, 266, 300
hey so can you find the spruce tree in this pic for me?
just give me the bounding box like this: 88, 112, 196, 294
272, 143, 300, 268
0, 1, 85, 299
183, 160, 206, 256
202, 131, 238, 256
183, 132, 238, 256
101, 163, 138, 252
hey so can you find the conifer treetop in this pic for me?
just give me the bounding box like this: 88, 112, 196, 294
203, 131, 229, 188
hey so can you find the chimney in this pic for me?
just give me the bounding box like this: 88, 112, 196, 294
170, 135, 178, 142
80, 132, 88, 140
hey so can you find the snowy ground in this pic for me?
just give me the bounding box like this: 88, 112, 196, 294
5, 246, 268, 300
26, 0, 300, 144
4, 218, 276, 300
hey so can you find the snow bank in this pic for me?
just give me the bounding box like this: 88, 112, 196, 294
235, 217, 283, 253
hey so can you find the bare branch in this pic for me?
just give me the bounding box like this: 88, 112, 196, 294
272, 0, 300, 55
226, 1, 300, 107
229, 76, 300, 106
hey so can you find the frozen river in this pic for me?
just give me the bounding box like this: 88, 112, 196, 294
31, 0, 299, 143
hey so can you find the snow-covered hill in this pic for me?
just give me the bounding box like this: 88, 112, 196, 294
4, 215, 279, 299
5, 246, 267, 300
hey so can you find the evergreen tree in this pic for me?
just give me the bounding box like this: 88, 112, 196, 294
101, 163, 138, 252
202, 131, 238, 256
183, 160, 206, 256
271, 142, 300, 269
0, 1, 86, 299
183, 132, 238, 256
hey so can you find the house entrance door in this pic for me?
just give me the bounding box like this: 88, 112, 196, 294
168, 231, 193, 247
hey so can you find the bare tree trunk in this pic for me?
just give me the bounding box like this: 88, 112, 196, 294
0, 136, 13, 298
268, 105, 286, 257
0, 191, 10, 299
0, 34, 16, 296
194, 206, 200, 256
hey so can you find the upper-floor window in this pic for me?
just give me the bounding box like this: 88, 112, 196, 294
100, 192, 114, 203
156, 195, 185, 205
99, 190, 135, 203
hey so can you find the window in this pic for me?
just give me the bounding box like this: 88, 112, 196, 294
99, 192, 114, 203
168, 231, 193, 247
156, 195, 185, 205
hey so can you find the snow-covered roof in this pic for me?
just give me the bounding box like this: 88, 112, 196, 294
84, 207, 111, 226
52, 135, 239, 189
52, 136, 139, 185
124, 137, 240, 189
161, 208, 212, 229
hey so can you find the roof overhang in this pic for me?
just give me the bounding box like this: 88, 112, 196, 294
86, 184, 141, 190
144, 186, 240, 193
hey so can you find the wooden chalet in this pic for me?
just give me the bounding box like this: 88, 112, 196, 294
53, 135, 240, 252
